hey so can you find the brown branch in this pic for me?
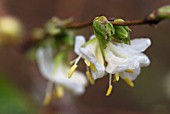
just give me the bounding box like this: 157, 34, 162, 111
19, 14, 164, 53
65, 18, 161, 29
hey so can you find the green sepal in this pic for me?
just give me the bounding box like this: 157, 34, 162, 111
53, 52, 67, 69
82, 37, 97, 47
115, 26, 128, 38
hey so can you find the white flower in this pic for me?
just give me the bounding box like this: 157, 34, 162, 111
36, 47, 87, 105
70, 34, 151, 96
69, 35, 105, 85
105, 38, 151, 87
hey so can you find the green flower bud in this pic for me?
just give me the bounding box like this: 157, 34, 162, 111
93, 16, 115, 45
147, 5, 170, 20
113, 19, 131, 44
45, 18, 62, 36
115, 26, 128, 38
93, 16, 115, 58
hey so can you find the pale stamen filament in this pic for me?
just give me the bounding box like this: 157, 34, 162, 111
74, 55, 81, 65
68, 55, 81, 78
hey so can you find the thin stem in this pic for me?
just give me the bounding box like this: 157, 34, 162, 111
65, 18, 161, 29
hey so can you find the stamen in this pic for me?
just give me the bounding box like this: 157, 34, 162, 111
86, 70, 95, 85
106, 85, 113, 96
68, 65, 78, 78
125, 69, 134, 73
69, 60, 76, 65
84, 59, 90, 66
74, 55, 81, 65
43, 81, 53, 106
115, 72, 120, 81
123, 78, 134, 87
106, 74, 113, 96
68, 56, 81, 78
89, 63, 96, 71
54, 85, 64, 100
43, 93, 51, 106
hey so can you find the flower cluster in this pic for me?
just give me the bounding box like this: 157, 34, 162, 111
35, 18, 88, 105
36, 16, 151, 105
68, 16, 151, 96
69, 35, 151, 96
36, 47, 87, 105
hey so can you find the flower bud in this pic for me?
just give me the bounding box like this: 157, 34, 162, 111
115, 26, 128, 38
113, 19, 131, 44
0, 16, 23, 45
147, 5, 170, 21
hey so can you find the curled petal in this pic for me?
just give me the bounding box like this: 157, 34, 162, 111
55, 65, 88, 95
105, 42, 150, 74
117, 38, 151, 53
120, 68, 141, 81
80, 47, 105, 79
89, 34, 96, 39
37, 47, 87, 95
74, 35, 86, 55
36, 47, 54, 80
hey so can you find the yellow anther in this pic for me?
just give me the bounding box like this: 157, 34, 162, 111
68, 65, 78, 78
43, 93, 51, 106
54, 85, 64, 100
86, 71, 95, 85
115, 72, 120, 81
106, 85, 113, 96
123, 78, 134, 87
69, 60, 75, 65
84, 59, 90, 66
90, 63, 96, 72
125, 69, 134, 73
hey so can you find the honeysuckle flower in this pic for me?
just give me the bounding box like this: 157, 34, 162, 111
68, 35, 105, 85
105, 38, 151, 88
36, 47, 87, 105
69, 34, 151, 96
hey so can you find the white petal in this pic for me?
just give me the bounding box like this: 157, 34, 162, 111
37, 47, 87, 95
74, 35, 86, 55
117, 38, 151, 53
105, 48, 129, 74
54, 64, 87, 95
82, 38, 98, 54
80, 47, 105, 79
120, 68, 141, 81
36, 47, 54, 80
91, 70, 106, 80
89, 34, 96, 39
105, 43, 150, 74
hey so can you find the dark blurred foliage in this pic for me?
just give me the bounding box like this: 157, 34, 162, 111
0, 0, 170, 114
0, 72, 36, 114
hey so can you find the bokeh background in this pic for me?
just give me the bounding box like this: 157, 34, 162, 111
0, 0, 170, 114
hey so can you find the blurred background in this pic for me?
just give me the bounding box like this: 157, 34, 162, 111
0, 0, 170, 114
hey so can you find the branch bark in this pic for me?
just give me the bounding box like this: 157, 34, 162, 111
66, 18, 161, 29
